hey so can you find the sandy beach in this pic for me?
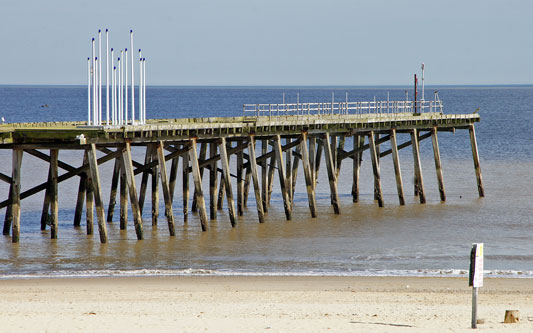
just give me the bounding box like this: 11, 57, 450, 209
0, 276, 532, 332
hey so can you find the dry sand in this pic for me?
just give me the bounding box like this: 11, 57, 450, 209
0, 276, 532, 332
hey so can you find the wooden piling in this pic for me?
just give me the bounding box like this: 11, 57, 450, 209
431, 127, 446, 202
182, 148, 190, 222
335, 135, 345, 178
314, 141, 323, 187
300, 133, 317, 218
189, 138, 209, 231
85, 152, 94, 235
390, 129, 406, 205
87, 144, 108, 243
368, 131, 384, 207
151, 146, 160, 226
286, 138, 293, 205
322, 133, 341, 214
119, 142, 144, 240
274, 134, 292, 220
261, 140, 268, 212
2, 185, 13, 235
247, 136, 265, 223
243, 163, 252, 207
217, 169, 225, 210
209, 142, 218, 220
138, 145, 152, 214
220, 137, 236, 226
192, 143, 207, 212
156, 141, 176, 236
168, 150, 179, 202
106, 157, 120, 222
309, 136, 316, 188
237, 148, 244, 216
291, 146, 301, 201
411, 129, 426, 204
119, 166, 128, 230
267, 151, 276, 205
374, 133, 381, 201
469, 124, 485, 197
40, 167, 52, 230
73, 172, 86, 227
11, 148, 22, 243
351, 134, 363, 203
49, 149, 59, 239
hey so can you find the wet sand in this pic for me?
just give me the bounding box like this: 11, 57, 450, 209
0, 276, 532, 332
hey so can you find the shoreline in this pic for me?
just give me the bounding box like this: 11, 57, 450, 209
1, 276, 532, 332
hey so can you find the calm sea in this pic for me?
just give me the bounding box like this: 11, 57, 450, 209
0, 85, 532, 279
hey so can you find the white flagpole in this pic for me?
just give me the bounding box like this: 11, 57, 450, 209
112, 65, 115, 125
143, 58, 146, 124
125, 48, 128, 125
130, 30, 135, 124
91, 38, 95, 125
106, 29, 109, 125
87, 57, 91, 125
98, 30, 102, 125
111, 48, 114, 124
139, 56, 143, 124
95, 57, 99, 125
118, 56, 122, 125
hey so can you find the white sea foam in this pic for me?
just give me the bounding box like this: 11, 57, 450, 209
1, 268, 533, 280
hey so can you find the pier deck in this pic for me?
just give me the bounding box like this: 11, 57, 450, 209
0, 112, 483, 243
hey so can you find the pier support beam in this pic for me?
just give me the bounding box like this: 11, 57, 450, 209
469, 124, 485, 197
352, 135, 363, 203
291, 146, 301, 201
309, 136, 316, 189
368, 131, 384, 207
168, 149, 179, 203
106, 157, 120, 222
189, 138, 208, 231
209, 142, 218, 220
155, 141, 175, 236
267, 150, 276, 206
247, 136, 265, 223
220, 137, 236, 226
237, 147, 244, 216
286, 138, 293, 206
138, 145, 153, 215
151, 146, 160, 226
182, 148, 190, 222
119, 165, 128, 230
86, 144, 108, 243
192, 143, 207, 212
300, 133, 317, 218
85, 153, 94, 235
431, 127, 446, 202
374, 133, 381, 201
73, 173, 86, 227
323, 133, 340, 214
274, 135, 292, 220
40, 167, 52, 230
49, 149, 59, 239
2, 185, 13, 235
390, 129, 406, 205
411, 129, 426, 204
11, 148, 22, 243
120, 142, 144, 240
261, 140, 268, 212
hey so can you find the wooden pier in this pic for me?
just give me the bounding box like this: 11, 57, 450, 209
0, 111, 483, 243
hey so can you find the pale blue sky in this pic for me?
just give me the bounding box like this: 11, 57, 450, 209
0, 0, 531, 85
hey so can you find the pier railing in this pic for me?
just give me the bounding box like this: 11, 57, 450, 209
243, 100, 443, 117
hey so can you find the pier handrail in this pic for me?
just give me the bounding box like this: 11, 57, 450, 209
243, 99, 443, 117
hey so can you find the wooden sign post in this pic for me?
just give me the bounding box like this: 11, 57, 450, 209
469, 243, 484, 329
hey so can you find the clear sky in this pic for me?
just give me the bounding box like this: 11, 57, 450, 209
1, 0, 531, 85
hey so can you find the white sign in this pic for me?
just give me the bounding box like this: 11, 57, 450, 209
471, 243, 484, 288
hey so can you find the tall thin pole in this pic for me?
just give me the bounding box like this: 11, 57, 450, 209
91, 39, 95, 125
106, 29, 109, 125
111, 49, 114, 124
130, 30, 135, 124
118, 57, 122, 125
421, 62, 425, 113
87, 58, 91, 125
143, 58, 146, 124
95, 57, 99, 125
111, 66, 117, 125
98, 30, 102, 125
139, 56, 143, 124
125, 48, 128, 125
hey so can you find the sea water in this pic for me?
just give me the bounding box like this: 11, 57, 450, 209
0, 85, 532, 279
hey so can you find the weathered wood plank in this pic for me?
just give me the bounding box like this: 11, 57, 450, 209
151, 146, 160, 226
156, 141, 176, 236
368, 131, 384, 207
247, 136, 265, 223
431, 127, 446, 202
87, 144, 108, 243
119, 142, 144, 240
106, 157, 120, 222
390, 129, 405, 205
274, 135, 292, 220
220, 137, 237, 226
189, 138, 209, 231
11, 149, 22, 243
49, 149, 59, 239
300, 133, 317, 218
182, 148, 190, 223
411, 129, 426, 204
469, 124, 485, 197
209, 142, 218, 220
322, 133, 340, 214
